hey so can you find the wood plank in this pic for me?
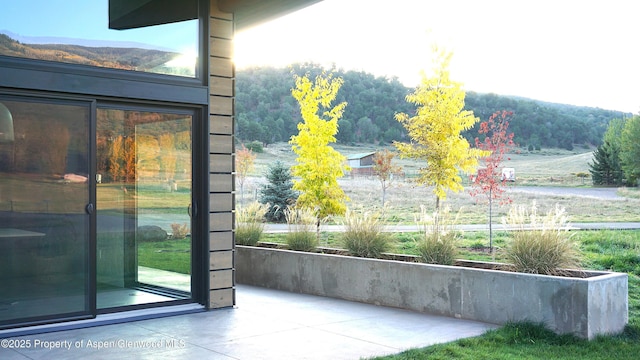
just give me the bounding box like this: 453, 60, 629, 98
210, 95, 233, 116
210, 134, 233, 154
210, 76, 234, 96
210, 250, 234, 270
210, 37, 233, 58
210, 269, 234, 289
209, 57, 234, 78
210, 17, 233, 39
209, 288, 235, 308
210, 115, 233, 135
209, 173, 234, 192
210, 154, 233, 173
209, 231, 234, 251
210, 212, 234, 231
210, 192, 234, 212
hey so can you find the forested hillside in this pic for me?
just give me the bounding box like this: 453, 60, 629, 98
236, 64, 630, 150
0, 33, 190, 76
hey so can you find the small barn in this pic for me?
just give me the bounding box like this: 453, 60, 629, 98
347, 152, 376, 176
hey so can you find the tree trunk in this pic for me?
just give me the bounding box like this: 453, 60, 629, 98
489, 191, 493, 253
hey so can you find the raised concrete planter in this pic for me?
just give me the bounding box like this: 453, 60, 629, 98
236, 246, 628, 339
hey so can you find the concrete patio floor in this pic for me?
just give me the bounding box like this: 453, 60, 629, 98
2, 285, 498, 360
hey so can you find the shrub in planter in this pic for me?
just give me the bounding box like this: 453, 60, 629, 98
415, 205, 460, 265
341, 209, 390, 258
503, 201, 581, 275
284, 206, 318, 251
236, 202, 268, 246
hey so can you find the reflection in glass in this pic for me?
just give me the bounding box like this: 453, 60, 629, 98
0, 0, 198, 77
0, 99, 90, 328
96, 108, 192, 309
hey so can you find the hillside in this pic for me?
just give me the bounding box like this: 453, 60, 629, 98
0, 33, 189, 76
236, 64, 630, 150
0, 33, 629, 149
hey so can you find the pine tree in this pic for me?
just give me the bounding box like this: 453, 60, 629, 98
589, 118, 624, 186
589, 141, 623, 185
589, 144, 610, 185
259, 161, 298, 222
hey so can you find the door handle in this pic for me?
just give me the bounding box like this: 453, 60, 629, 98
86, 203, 94, 215
188, 202, 196, 217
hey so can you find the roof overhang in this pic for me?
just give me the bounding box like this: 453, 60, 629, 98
109, 0, 198, 30
109, 0, 322, 32
219, 0, 323, 32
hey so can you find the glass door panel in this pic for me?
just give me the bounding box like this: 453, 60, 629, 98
0, 98, 91, 328
96, 108, 192, 309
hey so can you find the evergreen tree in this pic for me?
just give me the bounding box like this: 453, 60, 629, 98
589, 119, 624, 186
259, 161, 298, 222
589, 143, 615, 185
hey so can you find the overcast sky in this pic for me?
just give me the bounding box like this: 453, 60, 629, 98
234, 0, 639, 113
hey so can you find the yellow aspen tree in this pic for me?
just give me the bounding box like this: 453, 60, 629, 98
108, 135, 124, 182
158, 133, 177, 182
395, 48, 485, 210
290, 73, 349, 237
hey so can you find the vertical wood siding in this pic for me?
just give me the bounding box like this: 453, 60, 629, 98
209, 0, 235, 309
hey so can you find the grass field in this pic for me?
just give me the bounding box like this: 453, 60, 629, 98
240, 143, 640, 224
138, 237, 191, 274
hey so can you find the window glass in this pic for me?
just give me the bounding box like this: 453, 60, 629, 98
96, 108, 192, 309
0, 98, 90, 327
0, 0, 198, 77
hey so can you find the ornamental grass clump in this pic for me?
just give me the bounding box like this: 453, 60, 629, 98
284, 206, 318, 252
235, 201, 268, 246
415, 205, 460, 265
503, 201, 581, 275
341, 209, 390, 258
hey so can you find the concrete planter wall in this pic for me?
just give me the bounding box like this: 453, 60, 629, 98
236, 246, 628, 339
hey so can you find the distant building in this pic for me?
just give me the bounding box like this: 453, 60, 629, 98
502, 167, 516, 182
347, 152, 376, 176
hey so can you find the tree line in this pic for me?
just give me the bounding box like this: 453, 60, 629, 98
236, 63, 629, 150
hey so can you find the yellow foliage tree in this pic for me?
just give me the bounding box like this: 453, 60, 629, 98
395, 48, 485, 209
290, 73, 349, 236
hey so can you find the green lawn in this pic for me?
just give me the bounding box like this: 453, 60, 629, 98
138, 237, 191, 274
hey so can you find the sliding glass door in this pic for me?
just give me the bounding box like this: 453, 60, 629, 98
0, 97, 92, 327
0, 97, 198, 329
96, 107, 193, 310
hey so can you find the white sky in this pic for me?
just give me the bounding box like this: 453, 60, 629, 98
234, 0, 639, 113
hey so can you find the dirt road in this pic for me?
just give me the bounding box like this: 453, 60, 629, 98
508, 186, 625, 200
